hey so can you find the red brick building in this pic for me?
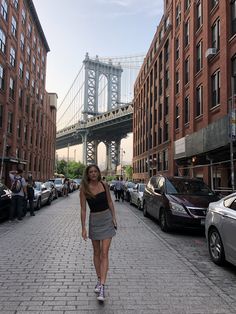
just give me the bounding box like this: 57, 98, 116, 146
133, 0, 236, 190
0, 0, 57, 185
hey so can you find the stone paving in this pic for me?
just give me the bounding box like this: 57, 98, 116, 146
0, 191, 235, 313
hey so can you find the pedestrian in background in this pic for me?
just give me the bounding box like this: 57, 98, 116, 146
114, 176, 123, 201
80, 164, 117, 302
9, 168, 27, 221
27, 173, 35, 216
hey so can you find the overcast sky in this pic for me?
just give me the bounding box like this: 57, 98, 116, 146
33, 0, 164, 165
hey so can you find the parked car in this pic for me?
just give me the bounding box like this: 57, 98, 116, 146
130, 183, 146, 210
109, 180, 117, 191
73, 178, 81, 189
143, 175, 220, 232
33, 181, 52, 210
0, 183, 12, 220
54, 178, 65, 196
44, 181, 58, 200
205, 193, 236, 267
124, 181, 136, 202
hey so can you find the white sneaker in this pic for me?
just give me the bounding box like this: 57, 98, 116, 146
94, 281, 101, 293
97, 284, 105, 301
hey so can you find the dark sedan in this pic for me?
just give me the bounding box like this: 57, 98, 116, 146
0, 183, 12, 220
143, 175, 220, 232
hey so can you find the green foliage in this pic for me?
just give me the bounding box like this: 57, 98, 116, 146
56, 160, 86, 178
124, 165, 133, 180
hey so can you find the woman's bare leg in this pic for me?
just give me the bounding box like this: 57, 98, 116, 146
100, 238, 112, 285
92, 240, 101, 278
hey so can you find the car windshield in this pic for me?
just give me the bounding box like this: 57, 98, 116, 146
54, 179, 62, 184
127, 182, 135, 188
35, 182, 41, 190
139, 184, 145, 192
166, 178, 214, 196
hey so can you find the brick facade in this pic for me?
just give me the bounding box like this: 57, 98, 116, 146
133, 0, 236, 190
0, 0, 57, 185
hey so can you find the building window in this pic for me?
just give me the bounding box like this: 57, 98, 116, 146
211, 0, 219, 9
232, 55, 236, 94
12, 0, 18, 9
32, 56, 36, 70
33, 36, 36, 48
185, 0, 190, 11
196, 41, 202, 72
27, 23, 32, 37
0, 28, 6, 53
9, 77, 15, 99
159, 103, 162, 121
184, 96, 190, 124
159, 78, 163, 95
25, 70, 29, 87
19, 61, 23, 79
0, 64, 4, 90
21, 8, 26, 24
175, 104, 180, 129
7, 112, 13, 133
17, 119, 21, 138
164, 121, 169, 141
231, 0, 236, 36
11, 16, 17, 37
165, 96, 169, 115
20, 33, 24, 51
176, 37, 180, 60
176, 3, 181, 26
18, 88, 23, 107
185, 19, 190, 47
27, 45, 31, 62
164, 40, 169, 63
196, 1, 202, 30
185, 57, 190, 84
211, 70, 220, 107
1, 0, 8, 21
0, 104, 3, 128
196, 85, 203, 116
31, 79, 35, 94
10, 47, 16, 67
212, 19, 220, 51
165, 69, 169, 88
163, 149, 168, 171
176, 70, 180, 94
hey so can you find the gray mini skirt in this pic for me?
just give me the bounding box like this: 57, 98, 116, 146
89, 209, 116, 240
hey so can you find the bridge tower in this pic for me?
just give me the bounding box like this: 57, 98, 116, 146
82, 53, 123, 168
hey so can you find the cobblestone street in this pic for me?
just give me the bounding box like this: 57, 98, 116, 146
0, 191, 236, 313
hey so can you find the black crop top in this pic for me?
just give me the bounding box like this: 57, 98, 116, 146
86, 182, 109, 213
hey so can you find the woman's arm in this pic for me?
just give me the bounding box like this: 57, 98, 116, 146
80, 187, 87, 240
104, 182, 117, 226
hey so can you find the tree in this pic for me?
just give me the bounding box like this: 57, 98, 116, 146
56, 160, 85, 178
124, 165, 133, 180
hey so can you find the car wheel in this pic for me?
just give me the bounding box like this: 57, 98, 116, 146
129, 196, 132, 205
143, 202, 148, 217
47, 195, 52, 205
126, 192, 130, 202
36, 198, 41, 210
208, 228, 225, 265
137, 199, 142, 210
159, 208, 169, 232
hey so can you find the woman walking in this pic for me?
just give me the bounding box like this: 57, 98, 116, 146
80, 164, 117, 302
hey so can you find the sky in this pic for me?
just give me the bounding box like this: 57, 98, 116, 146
33, 0, 164, 167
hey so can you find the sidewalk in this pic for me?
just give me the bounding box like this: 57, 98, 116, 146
0, 191, 235, 313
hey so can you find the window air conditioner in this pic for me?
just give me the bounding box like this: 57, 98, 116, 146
205, 48, 217, 58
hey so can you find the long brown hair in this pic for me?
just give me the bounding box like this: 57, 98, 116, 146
81, 164, 102, 198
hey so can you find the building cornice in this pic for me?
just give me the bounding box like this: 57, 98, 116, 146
26, 0, 50, 52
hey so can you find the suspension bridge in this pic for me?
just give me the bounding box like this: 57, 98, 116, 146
56, 53, 144, 170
